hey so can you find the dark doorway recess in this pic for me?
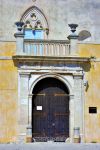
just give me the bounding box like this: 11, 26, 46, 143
32, 77, 70, 142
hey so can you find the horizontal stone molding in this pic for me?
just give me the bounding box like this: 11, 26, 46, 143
12, 55, 90, 63
24, 39, 70, 44
0, 56, 12, 60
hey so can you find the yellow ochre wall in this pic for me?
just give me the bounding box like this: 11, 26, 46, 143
0, 42, 18, 143
0, 42, 100, 143
79, 43, 100, 143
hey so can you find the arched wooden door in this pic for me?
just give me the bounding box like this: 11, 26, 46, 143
32, 77, 69, 142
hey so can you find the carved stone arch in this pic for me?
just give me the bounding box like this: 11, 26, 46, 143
29, 73, 73, 95
28, 73, 74, 142
20, 6, 49, 34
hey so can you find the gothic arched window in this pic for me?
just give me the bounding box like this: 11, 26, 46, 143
20, 6, 49, 39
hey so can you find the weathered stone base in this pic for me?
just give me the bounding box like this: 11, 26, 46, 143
74, 138, 80, 143
26, 137, 32, 143
0, 143, 100, 150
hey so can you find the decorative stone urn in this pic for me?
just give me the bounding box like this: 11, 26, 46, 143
15, 21, 24, 32
68, 24, 78, 34
67, 24, 79, 55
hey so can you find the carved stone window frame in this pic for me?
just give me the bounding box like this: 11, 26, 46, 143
20, 6, 49, 39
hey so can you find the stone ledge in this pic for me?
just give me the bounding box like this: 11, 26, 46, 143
0, 143, 100, 150
12, 55, 90, 63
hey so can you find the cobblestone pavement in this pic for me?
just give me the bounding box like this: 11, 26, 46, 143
0, 143, 100, 150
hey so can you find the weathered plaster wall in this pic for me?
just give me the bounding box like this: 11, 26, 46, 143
1, 42, 100, 143
0, 0, 100, 143
0, 0, 100, 41
0, 42, 18, 143
79, 44, 100, 142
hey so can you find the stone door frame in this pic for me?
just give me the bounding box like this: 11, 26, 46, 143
18, 70, 84, 143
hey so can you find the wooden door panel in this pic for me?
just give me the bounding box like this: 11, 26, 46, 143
32, 78, 69, 142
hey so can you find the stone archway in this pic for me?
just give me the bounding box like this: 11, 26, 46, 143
19, 72, 84, 143
27, 73, 75, 143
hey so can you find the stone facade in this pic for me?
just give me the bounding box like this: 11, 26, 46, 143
0, 0, 100, 143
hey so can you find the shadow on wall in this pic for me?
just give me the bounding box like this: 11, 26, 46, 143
78, 30, 91, 41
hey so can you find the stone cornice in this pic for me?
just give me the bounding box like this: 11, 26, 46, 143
14, 32, 25, 38
12, 55, 90, 63
67, 35, 79, 40
24, 39, 70, 44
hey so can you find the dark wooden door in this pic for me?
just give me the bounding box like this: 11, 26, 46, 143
32, 78, 69, 142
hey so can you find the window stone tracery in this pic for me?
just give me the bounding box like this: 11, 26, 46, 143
20, 6, 49, 36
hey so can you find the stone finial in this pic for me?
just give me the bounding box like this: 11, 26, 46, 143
15, 21, 24, 32
68, 24, 78, 34
67, 24, 79, 55
14, 21, 25, 55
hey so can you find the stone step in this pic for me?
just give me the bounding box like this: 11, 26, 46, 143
0, 143, 100, 150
